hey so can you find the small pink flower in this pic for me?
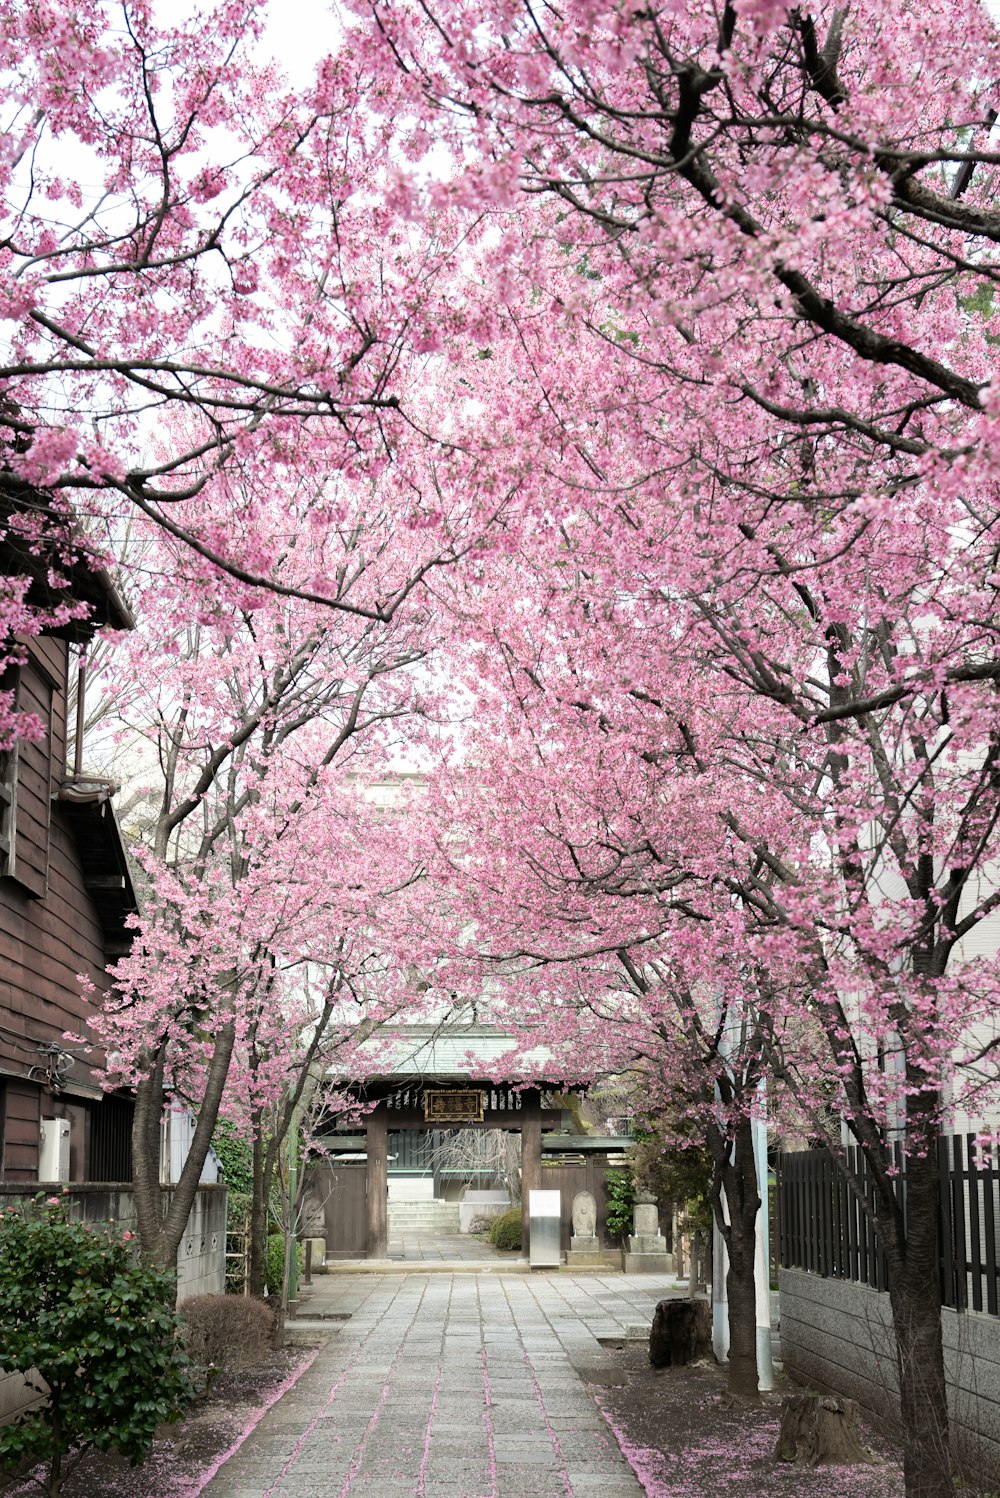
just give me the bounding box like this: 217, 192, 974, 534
122, 1230, 134, 1242
45, 1196, 60, 1205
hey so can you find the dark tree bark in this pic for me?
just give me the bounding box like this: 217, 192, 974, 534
131, 1018, 236, 1272
878, 1118, 953, 1498
247, 1110, 269, 1300
775, 1395, 878, 1467
132, 1048, 167, 1262
649, 1299, 713, 1367
707, 1113, 762, 1401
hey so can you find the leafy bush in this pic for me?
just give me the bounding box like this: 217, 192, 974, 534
489, 1207, 523, 1251
211, 1123, 254, 1197
0, 1198, 196, 1498
628, 1125, 713, 1233
604, 1168, 636, 1242
264, 1233, 304, 1297
180, 1293, 274, 1373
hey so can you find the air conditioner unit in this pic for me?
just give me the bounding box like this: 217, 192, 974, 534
39, 1118, 71, 1182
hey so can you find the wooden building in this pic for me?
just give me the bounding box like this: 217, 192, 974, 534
0, 498, 137, 1185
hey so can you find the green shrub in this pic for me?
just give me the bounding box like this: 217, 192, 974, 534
211, 1123, 254, 1197
604, 1168, 636, 1242
180, 1293, 275, 1373
0, 1197, 196, 1498
264, 1233, 304, 1297
489, 1207, 523, 1251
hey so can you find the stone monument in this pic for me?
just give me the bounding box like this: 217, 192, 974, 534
300, 1180, 328, 1273
566, 1189, 603, 1267
622, 1190, 670, 1274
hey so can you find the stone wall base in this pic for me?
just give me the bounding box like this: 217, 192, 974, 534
780, 1267, 1000, 1484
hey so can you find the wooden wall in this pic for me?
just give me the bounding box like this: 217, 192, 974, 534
311, 1164, 368, 1259
0, 636, 113, 1182
541, 1157, 618, 1251
0, 1079, 41, 1181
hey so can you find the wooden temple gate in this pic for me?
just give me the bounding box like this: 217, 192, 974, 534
314, 1081, 562, 1260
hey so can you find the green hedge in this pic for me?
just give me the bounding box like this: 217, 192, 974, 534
489, 1207, 523, 1251
264, 1233, 304, 1297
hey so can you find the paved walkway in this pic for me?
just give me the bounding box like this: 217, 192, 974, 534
204, 1271, 684, 1497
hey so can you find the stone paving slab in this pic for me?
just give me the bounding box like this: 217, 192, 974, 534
202, 1272, 685, 1497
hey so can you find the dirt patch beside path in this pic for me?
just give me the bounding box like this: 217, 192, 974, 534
586, 1342, 912, 1498
8, 1345, 317, 1498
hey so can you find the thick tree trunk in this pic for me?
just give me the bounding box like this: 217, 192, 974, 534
725, 1227, 759, 1399
131, 1019, 237, 1272
649, 1299, 713, 1367
774, 1394, 877, 1467
132, 1052, 167, 1259
709, 1116, 761, 1400
886, 1146, 952, 1498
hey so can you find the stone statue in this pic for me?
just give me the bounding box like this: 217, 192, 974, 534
301, 1178, 328, 1237
571, 1190, 597, 1239
566, 1188, 601, 1263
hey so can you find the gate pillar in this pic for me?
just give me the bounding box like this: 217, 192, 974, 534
520, 1089, 542, 1256
366, 1106, 388, 1259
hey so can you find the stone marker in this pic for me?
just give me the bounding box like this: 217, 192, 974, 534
622, 1190, 670, 1273
572, 1190, 597, 1239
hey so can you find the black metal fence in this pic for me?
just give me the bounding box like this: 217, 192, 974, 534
776, 1135, 1000, 1317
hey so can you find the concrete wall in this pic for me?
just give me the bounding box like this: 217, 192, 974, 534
0, 1183, 226, 1426
387, 1176, 434, 1202
780, 1267, 1000, 1482
174, 1183, 227, 1300
459, 1188, 510, 1233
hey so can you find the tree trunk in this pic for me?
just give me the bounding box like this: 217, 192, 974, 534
132, 1052, 167, 1258
774, 1394, 877, 1466
247, 1114, 269, 1299
725, 1224, 759, 1399
886, 1145, 953, 1498
709, 1116, 761, 1400
649, 1299, 713, 1366
132, 1019, 237, 1272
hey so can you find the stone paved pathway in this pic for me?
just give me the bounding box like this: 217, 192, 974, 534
203, 1272, 683, 1498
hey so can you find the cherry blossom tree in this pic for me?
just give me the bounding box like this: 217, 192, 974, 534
0, 0, 516, 769
82, 489, 434, 1268
351, 7, 1000, 1491
5, 4, 999, 1491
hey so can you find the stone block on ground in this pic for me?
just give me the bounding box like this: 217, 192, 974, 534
619, 1252, 667, 1276
565, 1248, 605, 1268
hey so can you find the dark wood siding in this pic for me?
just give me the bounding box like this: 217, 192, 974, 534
0, 813, 111, 1070
9, 657, 55, 896
0, 636, 114, 1182
1, 1079, 41, 1180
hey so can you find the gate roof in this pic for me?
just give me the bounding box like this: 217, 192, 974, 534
339, 1022, 588, 1090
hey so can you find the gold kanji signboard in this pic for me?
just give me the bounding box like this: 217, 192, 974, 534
423, 1089, 485, 1123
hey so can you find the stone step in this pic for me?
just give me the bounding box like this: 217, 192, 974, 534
389, 1204, 464, 1216
387, 1203, 461, 1231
